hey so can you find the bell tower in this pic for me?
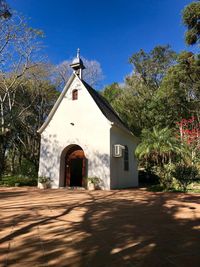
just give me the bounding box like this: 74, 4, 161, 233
70, 48, 85, 79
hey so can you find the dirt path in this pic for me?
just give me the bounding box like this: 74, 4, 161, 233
0, 187, 200, 267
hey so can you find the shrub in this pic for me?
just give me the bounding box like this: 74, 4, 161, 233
173, 165, 198, 192
1, 175, 37, 187
152, 164, 175, 191
86, 177, 101, 184
38, 176, 51, 184
19, 159, 38, 177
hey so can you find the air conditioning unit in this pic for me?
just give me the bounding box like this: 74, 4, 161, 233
113, 144, 124, 157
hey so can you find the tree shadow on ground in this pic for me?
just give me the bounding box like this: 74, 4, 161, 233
0, 189, 200, 267
0, 190, 28, 199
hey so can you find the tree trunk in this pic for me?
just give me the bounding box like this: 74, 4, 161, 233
0, 140, 6, 176
11, 148, 16, 174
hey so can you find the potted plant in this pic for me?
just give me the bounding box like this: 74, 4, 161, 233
38, 176, 51, 189
86, 177, 101, 190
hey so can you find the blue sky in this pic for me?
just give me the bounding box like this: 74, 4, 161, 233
9, 0, 193, 87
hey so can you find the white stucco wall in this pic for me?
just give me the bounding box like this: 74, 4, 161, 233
110, 126, 138, 189
38, 75, 111, 189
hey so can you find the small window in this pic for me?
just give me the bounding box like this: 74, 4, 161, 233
72, 89, 78, 100
124, 145, 129, 171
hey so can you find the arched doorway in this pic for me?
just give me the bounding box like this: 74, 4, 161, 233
64, 145, 86, 187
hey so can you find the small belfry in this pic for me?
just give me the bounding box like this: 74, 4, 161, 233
70, 48, 85, 79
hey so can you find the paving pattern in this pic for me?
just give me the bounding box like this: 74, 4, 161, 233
0, 187, 200, 267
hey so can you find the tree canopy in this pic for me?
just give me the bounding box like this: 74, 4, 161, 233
182, 1, 200, 45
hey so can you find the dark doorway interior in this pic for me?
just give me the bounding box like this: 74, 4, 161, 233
65, 145, 86, 187
70, 158, 83, 187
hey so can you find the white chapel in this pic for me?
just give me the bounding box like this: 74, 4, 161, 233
38, 50, 138, 190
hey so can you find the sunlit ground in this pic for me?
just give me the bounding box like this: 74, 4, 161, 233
0, 187, 200, 267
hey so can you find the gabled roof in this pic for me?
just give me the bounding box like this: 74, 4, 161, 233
37, 73, 135, 137
82, 80, 132, 135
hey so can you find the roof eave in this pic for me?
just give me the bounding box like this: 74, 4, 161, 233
110, 122, 140, 142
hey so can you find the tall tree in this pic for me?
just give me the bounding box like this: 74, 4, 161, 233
182, 1, 200, 45
9, 64, 58, 173
128, 45, 177, 91
158, 51, 200, 123
104, 46, 177, 135
0, 13, 43, 175
101, 83, 121, 104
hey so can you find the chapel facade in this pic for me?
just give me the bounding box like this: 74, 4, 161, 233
38, 50, 138, 189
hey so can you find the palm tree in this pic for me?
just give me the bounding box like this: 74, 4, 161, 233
135, 127, 183, 166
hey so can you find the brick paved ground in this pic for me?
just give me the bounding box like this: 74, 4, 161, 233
0, 187, 200, 267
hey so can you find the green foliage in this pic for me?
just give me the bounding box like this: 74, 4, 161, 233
103, 43, 200, 195
0, 175, 37, 187
106, 45, 177, 135
0, 12, 58, 176
86, 176, 101, 185
187, 180, 200, 193
148, 163, 199, 192
101, 8, 200, 193
158, 52, 200, 124
1, 64, 59, 177
129, 45, 177, 89
102, 83, 121, 104
182, 1, 200, 45
152, 164, 175, 191
18, 159, 37, 177
38, 176, 51, 184
173, 164, 198, 192
135, 127, 181, 165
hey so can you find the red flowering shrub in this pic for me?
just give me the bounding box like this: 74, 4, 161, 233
176, 117, 200, 164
